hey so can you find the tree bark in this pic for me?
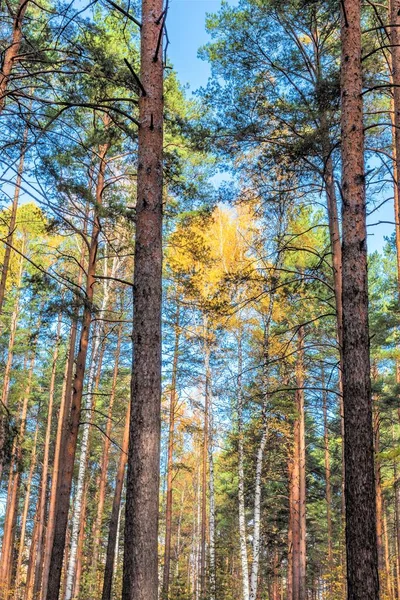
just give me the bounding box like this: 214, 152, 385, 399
162, 303, 180, 599
13, 419, 39, 599
237, 332, 250, 600
0, 238, 25, 481
0, 353, 35, 598
322, 370, 333, 575
290, 328, 306, 600
340, 1, 379, 596
200, 322, 210, 600
31, 313, 62, 599
90, 324, 123, 594
0, 0, 29, 112
63, 335, 105, 600
121, 0, 164, 597
101, 400, 130, 600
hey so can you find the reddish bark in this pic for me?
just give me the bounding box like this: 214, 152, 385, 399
0, 0, 29, 112
121, 0, 164, 598
162, 303, 180, 598
340, 1, 379, 596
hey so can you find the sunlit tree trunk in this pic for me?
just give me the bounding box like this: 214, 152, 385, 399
237, 331, 250, 600
0, 0, 29, 112
71, 479, 89, 600
101, 400, 130, 600
64, 336, 105, 600
32, 314, 63, 598
13, 419, 39, 599
0, 238, 25, 481
322, 371, 333, 575
0, 352, 35, 598
91, 325, 123, 594
200, 320, 210, 600
121, 0, 164, 596
340, 0, 379, 596
162, 303, 180, 598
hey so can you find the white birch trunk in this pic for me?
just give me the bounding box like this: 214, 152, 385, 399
249, 316, 271, 600
249, 413, 268, 600
208, 401, 216, 600
237, 333, 250, 600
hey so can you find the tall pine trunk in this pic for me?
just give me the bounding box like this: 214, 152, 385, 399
121, 0, 164, 597
340, 0, 379, 596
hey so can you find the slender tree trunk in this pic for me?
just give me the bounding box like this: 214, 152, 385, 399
340, 0, 379, 596
64, 336, 105, 600
297, 330, 306, 600
322, 371, 333, 574
0, 353, 35, 598
101, 401, 130, 600
288, 455, 293, 600
0, 240, 25, 481
71, 480, 89, 600
90, 325, 123, 593
40, 216, 88, 600
13, 419, 39, 599
237, 332, 250, 600
45, 142, 109, 600
200, 322, 210, 600
208, 386, 216, 600
0, 0, 29, 112
249, 410, 268, 600
32, 314, 63, 599
390, 0, 400, 288
162, 303, 181, 599
121, 0, 164, 595
249, 320, 271, 600
290, 328, 306, 600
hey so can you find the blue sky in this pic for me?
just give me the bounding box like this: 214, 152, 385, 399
165, 0, 395, 254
